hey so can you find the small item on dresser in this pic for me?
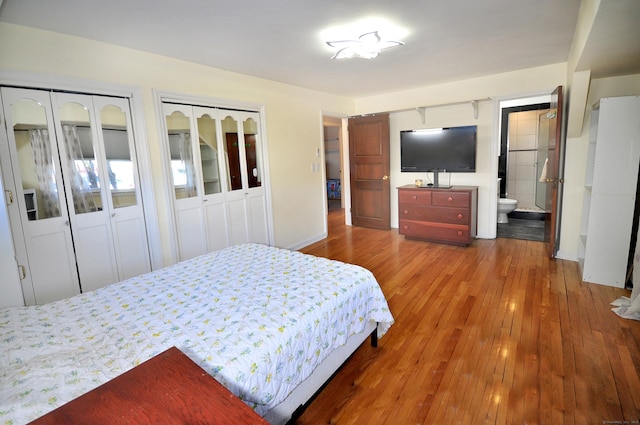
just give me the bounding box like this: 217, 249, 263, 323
415, 179, 423, 187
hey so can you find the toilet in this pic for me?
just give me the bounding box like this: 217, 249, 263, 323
497, 198, 518, 224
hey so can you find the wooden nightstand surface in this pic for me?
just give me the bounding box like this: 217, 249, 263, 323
29, 346, 269, 425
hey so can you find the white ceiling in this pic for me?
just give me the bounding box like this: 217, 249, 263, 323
0, 0, 638, 98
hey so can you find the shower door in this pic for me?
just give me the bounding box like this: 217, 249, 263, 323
535, 111, 550, 210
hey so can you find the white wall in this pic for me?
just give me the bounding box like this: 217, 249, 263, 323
0, 23, 355, 266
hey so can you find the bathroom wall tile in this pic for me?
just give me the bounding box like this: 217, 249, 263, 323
518, 116, 537, 136
518, 134, 537, 150
516, 150, 536, 165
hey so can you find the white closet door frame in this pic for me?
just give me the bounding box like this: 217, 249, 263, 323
52, 92, 119, 293
0, 87, 80, 305
93, 96, 151, 280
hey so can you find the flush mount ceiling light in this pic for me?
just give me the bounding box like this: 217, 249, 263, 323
326, 31, 405, 59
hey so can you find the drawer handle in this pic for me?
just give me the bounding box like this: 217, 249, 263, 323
403, 209, 409, 215
457, 230, 463, 236
447, 197, 453, 202
457, 213, 463, 219
403, 225, 409, 230
412, 195, 417, 200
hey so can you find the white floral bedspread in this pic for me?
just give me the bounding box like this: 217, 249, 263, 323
0, 243, 393, 424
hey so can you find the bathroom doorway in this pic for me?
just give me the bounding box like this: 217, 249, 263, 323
497, 100, 550, 241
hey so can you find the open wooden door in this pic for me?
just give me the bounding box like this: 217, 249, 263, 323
348, 114, 390, 230
545, 86, 564, 258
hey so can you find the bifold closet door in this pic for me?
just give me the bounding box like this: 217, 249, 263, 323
0, 88, 151, 305
0, 87, 80, 305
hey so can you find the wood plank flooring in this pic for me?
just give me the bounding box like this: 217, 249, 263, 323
296, 209, 640, 424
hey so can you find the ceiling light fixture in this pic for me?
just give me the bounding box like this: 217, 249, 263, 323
326, 31, 404, 59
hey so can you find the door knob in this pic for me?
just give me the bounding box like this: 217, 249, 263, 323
382, 175, 389, 180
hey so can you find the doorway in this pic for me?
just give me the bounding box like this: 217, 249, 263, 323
497, 98, 550, 242
323, 116, 343, 212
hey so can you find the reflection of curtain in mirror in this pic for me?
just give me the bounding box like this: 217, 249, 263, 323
178, 132, 196, 197
28, 129, 61, 219
62, 124, 98, 214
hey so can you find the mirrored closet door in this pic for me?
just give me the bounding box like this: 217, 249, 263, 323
0, 87, 151, 305
162, 102, 269, 261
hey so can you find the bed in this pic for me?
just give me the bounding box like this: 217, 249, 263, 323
0, 243, 394, 424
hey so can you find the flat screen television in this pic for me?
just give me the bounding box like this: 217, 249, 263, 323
400, 125, 477, 174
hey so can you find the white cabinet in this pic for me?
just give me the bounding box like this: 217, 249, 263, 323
578, 96, 640, 288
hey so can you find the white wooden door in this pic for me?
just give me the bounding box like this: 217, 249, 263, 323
0, 87, 80, 305
194, 106, 230, 251
220, 110, 251, 245
94, 96, 151, 280
52, 92, 119, 292
221, 110, 269, 245
164, 103, 207, 260
240, 111, 269, 244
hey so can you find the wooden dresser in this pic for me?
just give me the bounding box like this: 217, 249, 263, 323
398, 185, 478, 246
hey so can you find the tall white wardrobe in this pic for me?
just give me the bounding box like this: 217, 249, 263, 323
0, 87, 151, 305
578, 96, 640, 287
161, 100, 270, 261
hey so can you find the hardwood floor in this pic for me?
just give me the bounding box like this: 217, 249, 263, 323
296, 209, 640, 424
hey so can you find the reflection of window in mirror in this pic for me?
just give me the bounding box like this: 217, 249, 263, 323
11, 98, 62, 220
59, 101, 101, 214
101, 104, 137, 208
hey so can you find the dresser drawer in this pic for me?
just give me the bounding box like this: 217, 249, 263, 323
399, 220, 470, 245
431, 191, 470, 207
398, 189, 432, 206
399, 205, 470, 225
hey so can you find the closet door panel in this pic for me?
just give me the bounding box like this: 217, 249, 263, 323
94, 97, 150, 279
30, 225, 79, 304
204, 200, 229, 251
195, 107, 230, 251
176, 207, 208, 259
164, 103, 206, 260
52, 93, 119, 290
227, 197, 249, 245
247, 193, 269, 245
0, 87, 79, 305
112, 215, 150, 279
73, 222, 118, 292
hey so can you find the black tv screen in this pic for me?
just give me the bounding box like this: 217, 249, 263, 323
400, 125, 477, 172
